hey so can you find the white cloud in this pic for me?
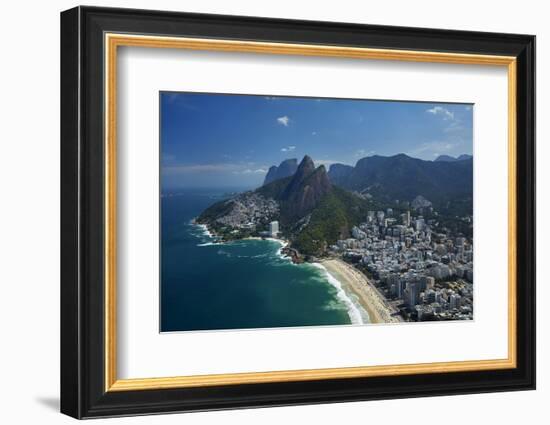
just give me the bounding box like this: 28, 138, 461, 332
163, 163, 236, 174
315, 159, 352, 167
277, 116, 290, 126
426, 105, 470, 134
163, 162, 267, 175
426, 106, 455, 121
311, 131, 317, 136
355, 149, 376, 157
281, 146, 296, 152
408, 141, 459, 157
163, 93, 198, 110
236, 168, 267, 175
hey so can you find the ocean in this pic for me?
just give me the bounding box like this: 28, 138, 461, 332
160, 188, 368, 332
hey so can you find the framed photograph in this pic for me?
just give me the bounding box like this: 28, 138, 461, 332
60, 6, 535, 419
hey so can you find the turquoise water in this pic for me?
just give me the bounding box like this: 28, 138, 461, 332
160, 189, 362, 332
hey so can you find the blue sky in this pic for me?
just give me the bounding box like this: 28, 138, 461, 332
161, 92, 472, 189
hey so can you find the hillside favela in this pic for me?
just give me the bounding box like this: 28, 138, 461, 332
160, 92, 473, 332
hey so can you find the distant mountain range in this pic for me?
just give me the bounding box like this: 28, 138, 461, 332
327, 153, 473, 206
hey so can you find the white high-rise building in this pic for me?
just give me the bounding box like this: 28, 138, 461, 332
401, 210, 411, 227
269, 221, 279, 237
450, 294, 462, 310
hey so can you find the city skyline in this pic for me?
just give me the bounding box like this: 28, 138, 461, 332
161, 92, 473, 189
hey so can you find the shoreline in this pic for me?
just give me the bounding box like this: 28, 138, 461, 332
320, 258, 400, 324
309, 263, 367, 325
192, 220, 388, 325
193, 220, 289, 247
193, 221, 217, 240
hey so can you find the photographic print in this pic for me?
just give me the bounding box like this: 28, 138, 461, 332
160, 92, 474, 332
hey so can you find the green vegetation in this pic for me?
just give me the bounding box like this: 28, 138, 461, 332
434, 215, 473, 239
293, 187, 374, 256
437, 197, 474, 223
197, 197, 236, 223
256, 176, 292, 200
330, 154, 473, 208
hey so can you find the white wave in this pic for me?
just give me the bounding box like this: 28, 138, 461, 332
189, 220, 222, 246
250, 253, 269, 259
310, 263, 367, 325
271, 240, 290, 261
194, 223, 215, 239
264, 237, 286, 246
322, 299, 348, 312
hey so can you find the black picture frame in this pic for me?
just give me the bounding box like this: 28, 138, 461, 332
61, 5, 536, 419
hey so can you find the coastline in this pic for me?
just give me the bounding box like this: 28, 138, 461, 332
320, 258, 400, 324
309, 263, 368, 325
193, 221, 217, 240
192, 220, 382, 326
193, 220, 287, 245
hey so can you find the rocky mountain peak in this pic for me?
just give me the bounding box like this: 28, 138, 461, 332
296, 155, 315, 175
263, 158, 298, 185
282, 156, 331, 218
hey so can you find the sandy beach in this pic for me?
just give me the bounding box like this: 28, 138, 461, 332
321, 258, 400, 324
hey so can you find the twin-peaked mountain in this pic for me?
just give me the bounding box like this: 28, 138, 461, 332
276, 156, 331, 219
256, 155, 363, 231
198, 155, 372, 256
